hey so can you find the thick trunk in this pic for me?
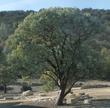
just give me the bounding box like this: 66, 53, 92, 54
4, 84, 7, 94
57, 85, 73, 105
57, 89, 65, 105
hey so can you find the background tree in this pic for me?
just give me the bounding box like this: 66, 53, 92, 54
0, 64, 15, 93
0, 46, 15, 93
0, 11, 35, 87
101, 47, 110, 80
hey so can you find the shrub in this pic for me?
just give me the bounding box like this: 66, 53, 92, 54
40, 72, 55, 92
21, 83, 32, 92
43, 80, 55, 92
0, 85, 4, 90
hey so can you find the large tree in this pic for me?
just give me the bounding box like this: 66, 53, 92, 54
6, 8, 101, 105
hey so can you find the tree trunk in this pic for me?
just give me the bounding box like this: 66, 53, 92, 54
4, 84, 7, 94
57, 89, 65, 105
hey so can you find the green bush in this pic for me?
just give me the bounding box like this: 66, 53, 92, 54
21, 83, 32, 92
43, 80, 55, 92
40, 72, 55, 92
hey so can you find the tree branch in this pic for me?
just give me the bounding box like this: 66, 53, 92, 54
44, 72, 60, 87
64, 80, 77, 97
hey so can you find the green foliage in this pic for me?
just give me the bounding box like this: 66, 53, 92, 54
6, 8, 101, 77
0, 11, 35, 83
40, 72, 55, 92
6, 8, 103, 104
0, 11, 33, 41
3, 8, 110, 104
1, 8, 110, 96
0, 49, 15, 85
43, 81, 55, 92
100, 47, 110, 80
0, 65, 13, 84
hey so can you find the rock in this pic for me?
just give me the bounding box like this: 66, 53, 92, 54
63, 98, 67, 104
5, 97, 14, 100
13, 96, 20, 100
83, 99, 92, 104
22, 90, 33, 96
39, 93, 47, 97
80, 92, 85, 96
69, 93, 76, 98
79, 93, 92, 100
71, 97, 79, 104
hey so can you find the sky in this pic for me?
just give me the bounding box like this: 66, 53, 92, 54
0, 0, 109, 11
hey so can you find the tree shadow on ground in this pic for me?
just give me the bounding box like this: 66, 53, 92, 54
3, 105, 47, 108
15, 105, 46, 108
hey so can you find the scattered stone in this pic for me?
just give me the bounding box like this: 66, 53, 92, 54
22, 90, 33, 96
80, 92, 85, 96
71, 97, 79, 104
13, 96, 20, 100
83, 98, 92, 104
39, 93, 47, 97
69, 93, 76, 98
5, 97, 14, 100
63, 98, 67, 104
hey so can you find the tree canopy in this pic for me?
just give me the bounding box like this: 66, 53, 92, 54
6, 8, 103, 105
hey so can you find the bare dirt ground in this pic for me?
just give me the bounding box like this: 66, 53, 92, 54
2, 87, 110, 108
1, 80, 110, 108
72, 87, 110, 99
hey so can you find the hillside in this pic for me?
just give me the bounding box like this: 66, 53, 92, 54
0, 10, 34, 41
